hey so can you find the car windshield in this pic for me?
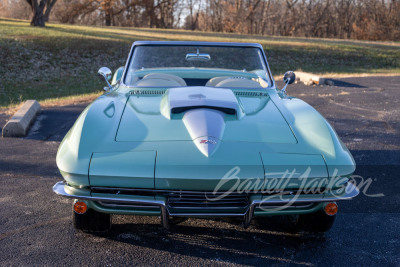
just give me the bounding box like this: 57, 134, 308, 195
124, 45, 272, 88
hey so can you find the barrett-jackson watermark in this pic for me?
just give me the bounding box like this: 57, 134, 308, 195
206, 166, 384, 211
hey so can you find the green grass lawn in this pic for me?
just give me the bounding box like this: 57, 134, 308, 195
0, 17, 399, 107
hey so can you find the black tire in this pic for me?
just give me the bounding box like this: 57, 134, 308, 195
286, 210, 336, 233
73, 209, 112, 232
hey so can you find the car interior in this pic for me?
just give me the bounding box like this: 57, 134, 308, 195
131, 73, 264, 88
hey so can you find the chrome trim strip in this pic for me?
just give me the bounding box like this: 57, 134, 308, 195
53, 182, 165, 207
168, 212, 247, 217
53, 181, 169, 228
121, 41, 274, 89
257, 203, 316, 209
53, 181, 359, 229
168, 206, 249, 210
91, 186, 250, 196
133, 41, 264, 48
90, 186, 331, 197
97, 201, 160, 209
242, 183, 360, 228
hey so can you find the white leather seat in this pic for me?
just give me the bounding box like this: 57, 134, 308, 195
205, 76, 230, 87
142, 73, 187, 86
215, 77, 262, 88
133, 78, 181, 87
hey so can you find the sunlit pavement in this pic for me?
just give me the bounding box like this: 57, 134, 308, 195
0, 76, 399, 266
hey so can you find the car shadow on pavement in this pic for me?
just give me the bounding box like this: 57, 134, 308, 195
324, 79, 367, 88
75, 147, 399, 265
24, 103, 89, 141
89, 217, 326, 266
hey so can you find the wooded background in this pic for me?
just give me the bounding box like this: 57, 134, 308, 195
1, 0, 399, 41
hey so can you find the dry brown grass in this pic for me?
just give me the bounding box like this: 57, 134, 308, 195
39, 92, 102, 108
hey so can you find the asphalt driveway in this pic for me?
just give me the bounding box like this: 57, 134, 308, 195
0, 76, 399, 266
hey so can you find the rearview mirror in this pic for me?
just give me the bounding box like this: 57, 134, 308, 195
186, 48, 211, 62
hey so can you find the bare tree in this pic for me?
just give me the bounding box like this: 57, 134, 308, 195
185, 0, 202, 30
44, 0, 57, 21
101, 0, 115, 26
5, 0, 395, 40
26, 0, 57, 26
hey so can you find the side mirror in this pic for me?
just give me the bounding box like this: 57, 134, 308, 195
281, 71, 296, 95
283, 71, 296, 85
98, 67, 113, 91
111, 66, 124, 86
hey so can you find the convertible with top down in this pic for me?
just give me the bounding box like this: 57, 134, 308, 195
53, 41, 359, 233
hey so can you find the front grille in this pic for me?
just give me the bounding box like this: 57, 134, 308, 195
167, 191, 250, 211
90, 186, 327, 214
91, 187, 251, 214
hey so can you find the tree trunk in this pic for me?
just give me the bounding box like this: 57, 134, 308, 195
101, 0, 113, 26
43, 0, 58, 22
26, 0, 46, 26
105, 11, 112, 26
31, 1, 46, 26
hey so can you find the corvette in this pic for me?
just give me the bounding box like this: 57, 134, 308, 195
53, 41, 359, 233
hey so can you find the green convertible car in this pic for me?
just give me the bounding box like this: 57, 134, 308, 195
53, 41, 359, 233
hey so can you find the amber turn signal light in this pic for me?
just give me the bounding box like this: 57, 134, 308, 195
74, 201, 87, 214
324, 202, 338, 216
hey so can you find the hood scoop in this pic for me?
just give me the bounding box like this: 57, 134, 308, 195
160, 86, 242, 119
183, 108, 224, 157
161, 87, 240, 157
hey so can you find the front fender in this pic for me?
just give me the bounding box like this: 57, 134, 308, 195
56, 92, 127, 186
269, 90, 355, 177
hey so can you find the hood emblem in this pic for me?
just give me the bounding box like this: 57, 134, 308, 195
200, 139, 217, 145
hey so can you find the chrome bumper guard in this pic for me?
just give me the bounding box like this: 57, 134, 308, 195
53, 181, 359, 229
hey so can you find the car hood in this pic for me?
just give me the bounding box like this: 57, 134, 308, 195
116, 87, 297, 157
60, 87, 354, 191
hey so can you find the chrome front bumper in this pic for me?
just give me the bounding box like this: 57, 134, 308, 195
53, 181, 359, 229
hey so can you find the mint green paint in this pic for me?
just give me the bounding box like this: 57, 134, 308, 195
56, 105, 92, 186
268, 89, 355, 177
261, 153, 327, 178
224, 96, 296, 143
59, 170, 89, 187
57, 87, 355, 193
116, 94, 296, 144
155, 149, 265, 190
260, 152, 329, 190
56, 43, 355, 218
89, 151, 156, 188
117, 95, 191, 141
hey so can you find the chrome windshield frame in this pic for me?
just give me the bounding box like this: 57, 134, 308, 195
120, 41, 276, 89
